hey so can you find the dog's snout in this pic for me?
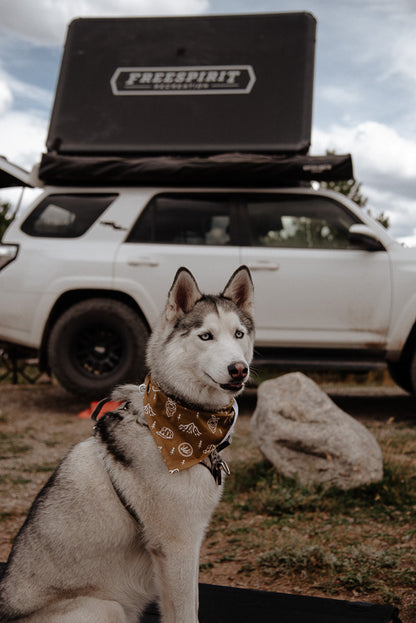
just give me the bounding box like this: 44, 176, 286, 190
228, 362, 248, 380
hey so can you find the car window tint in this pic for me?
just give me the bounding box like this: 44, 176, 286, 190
21, 194, 117, 238
127, 195, 233, 245
245, 195, 360, 249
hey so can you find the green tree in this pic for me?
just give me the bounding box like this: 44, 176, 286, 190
372, 209, 390, 229
322, 179, 390, 229
0, 201, 13, 240
321, 178, 368, 209
320, 153, 389, 229
321, 179, 390, 229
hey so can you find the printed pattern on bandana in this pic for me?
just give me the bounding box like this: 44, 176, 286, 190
143, 374, 235, 473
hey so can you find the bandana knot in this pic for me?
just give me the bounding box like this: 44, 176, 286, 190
142, 374, 237, 473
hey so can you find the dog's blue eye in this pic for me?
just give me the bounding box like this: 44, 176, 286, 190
235, 330, 244, 339
199, 332, 213, 341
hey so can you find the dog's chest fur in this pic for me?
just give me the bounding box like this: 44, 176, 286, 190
92, 385, 223, 518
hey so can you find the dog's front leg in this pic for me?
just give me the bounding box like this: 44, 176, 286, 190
149, 541, 200, 623
138, 456, 222, 623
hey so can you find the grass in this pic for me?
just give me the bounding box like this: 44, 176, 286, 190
202, 424, 416, 617
29, 462, 57, 473
0, 380, 414, 619
222, 458, 416, 521
0, 431, 32, 459
254, 542, 415, 601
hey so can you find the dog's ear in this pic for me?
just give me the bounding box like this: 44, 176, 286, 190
166, 267, 202, 322
222, 266, 254, 315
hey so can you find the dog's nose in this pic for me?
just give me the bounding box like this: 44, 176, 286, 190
228, 362, 248, 380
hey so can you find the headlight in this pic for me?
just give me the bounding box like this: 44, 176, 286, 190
0, 244, 19, 271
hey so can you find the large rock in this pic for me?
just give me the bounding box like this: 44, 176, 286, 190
251, 372, 383, 489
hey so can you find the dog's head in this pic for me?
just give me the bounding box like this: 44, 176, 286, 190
146, 266, 255, 410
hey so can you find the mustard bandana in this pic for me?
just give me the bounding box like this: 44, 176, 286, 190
142, 375, 237, 473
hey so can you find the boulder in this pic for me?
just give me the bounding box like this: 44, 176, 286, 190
251, 372, 383, 489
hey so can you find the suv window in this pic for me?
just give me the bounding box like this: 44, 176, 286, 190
244, 195, 360, 249
127, 194, 234, 245
21, 194, 116, 238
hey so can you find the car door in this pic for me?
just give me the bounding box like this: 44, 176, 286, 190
114, 192, 241, 326
239, 192, 392, 349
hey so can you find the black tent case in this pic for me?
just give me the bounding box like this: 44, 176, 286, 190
46, 13, 316, 156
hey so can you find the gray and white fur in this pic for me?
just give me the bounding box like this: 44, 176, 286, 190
0, 266, 254, 623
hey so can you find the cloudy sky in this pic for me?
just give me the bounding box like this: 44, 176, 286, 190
0, 0, 415, 243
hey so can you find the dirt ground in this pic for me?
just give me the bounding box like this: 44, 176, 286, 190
0, 380, 415, 621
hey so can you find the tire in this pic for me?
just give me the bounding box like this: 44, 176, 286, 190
408, 350, 416, 396
48, 298, 148, 397
387, 360, 413, 394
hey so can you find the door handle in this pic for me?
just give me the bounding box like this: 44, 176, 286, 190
127, 257, 159, 267
246, 261, 279, 271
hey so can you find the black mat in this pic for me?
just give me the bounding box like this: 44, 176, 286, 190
0, 563, 401, 622
142, 584, 401, 623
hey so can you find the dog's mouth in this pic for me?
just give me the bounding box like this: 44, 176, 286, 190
220, 381, 245, 392
205, 373, 246, 393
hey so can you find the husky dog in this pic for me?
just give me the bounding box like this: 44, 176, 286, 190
0, 266, 254, 623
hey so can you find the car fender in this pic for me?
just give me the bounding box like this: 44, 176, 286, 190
32, 278, 157, 353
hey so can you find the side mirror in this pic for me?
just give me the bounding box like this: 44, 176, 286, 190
348, 224, 385, 252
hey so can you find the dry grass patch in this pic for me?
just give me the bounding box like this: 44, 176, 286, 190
200, 418, 416, 622
0, 383, 414, 621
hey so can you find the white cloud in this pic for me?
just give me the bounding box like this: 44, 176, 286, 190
319, 86, 359, 107
312, 121, 416, 191
6, 75, 52, 110
0, 0, 210, 46
0, 79, 13, 115
311, 121, 416, 241
397, 233, 416, 248
382, 16, 416, 90
360, 186, 416, 241
0, 70, 49, 168
0, 110, 47, 170
0, 68, 52, 111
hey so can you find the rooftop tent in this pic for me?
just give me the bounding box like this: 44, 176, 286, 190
46, 13, 316, 156
37, 13, 354, 188
38, 152, 354, 186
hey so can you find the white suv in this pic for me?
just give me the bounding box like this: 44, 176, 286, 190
1, 166, 416, 396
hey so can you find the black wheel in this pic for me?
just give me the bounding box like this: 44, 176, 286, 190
408, 350, 416, 396
387, 360, 412, 394
48, 298, 148, 397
